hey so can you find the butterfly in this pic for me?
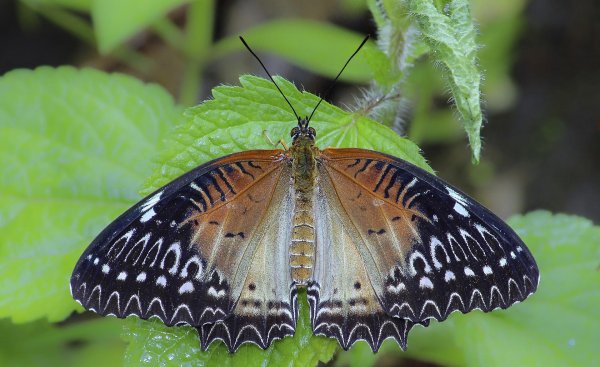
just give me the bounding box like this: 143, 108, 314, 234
70, 36, 539, 353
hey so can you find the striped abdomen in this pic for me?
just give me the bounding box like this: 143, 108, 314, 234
290, 198, 315, 285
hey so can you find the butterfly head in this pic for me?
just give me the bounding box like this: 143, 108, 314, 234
291, 117, 316, 145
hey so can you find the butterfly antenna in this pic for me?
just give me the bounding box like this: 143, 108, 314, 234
240, 36, 300, 121
307, 34, 370, 123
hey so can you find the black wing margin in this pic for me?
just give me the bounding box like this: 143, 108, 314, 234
374, 152, 540, 322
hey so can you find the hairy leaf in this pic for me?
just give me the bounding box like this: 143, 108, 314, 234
407, 0, 483, 162
145, 74, 431, 193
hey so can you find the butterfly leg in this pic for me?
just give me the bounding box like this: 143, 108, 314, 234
262, 130, 289, 150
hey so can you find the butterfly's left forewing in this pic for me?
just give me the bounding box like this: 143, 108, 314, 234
313, 148, 539, 350
71, 150, 297, 351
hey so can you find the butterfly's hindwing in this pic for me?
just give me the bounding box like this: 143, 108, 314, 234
71, 150, 298, 350
310, 167, 428, 351
318, 148, 539, 326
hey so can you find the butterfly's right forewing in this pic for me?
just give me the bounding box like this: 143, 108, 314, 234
310, 148, 539, 352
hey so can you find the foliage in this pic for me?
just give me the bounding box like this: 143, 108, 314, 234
0, 67, 181, 323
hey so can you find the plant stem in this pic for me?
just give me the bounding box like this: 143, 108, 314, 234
179, 0, 215, 106
153, 18, 186, 52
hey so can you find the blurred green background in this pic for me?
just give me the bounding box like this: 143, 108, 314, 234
0, 0, 598, 366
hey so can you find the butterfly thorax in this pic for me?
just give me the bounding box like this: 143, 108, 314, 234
288, 120, 318, 285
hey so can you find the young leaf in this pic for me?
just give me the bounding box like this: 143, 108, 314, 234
406, 0, 484, 162
0, 66, 181, 323
92, 0, 189, 53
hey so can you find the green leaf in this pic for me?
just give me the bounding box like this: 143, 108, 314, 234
458, 211, 600, 367
339, 211, 600, 367
0, 66, 181, 323
127, 74, 430, 365
92, 0, 189, 53
146, 74, 432, 192
0, 318, 125, 367
123, 290, 339, 367
407, 0, 484, 162
212, 20, 384, 84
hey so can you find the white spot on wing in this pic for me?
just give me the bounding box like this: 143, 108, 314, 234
140, 208, 156, 223
156, 275, 167, 287
453, 202, 470, 217
510, 251, 516, 259
101, 264, 110, 274
208, 286, 226, 298
483, 265, 493, 275
117, 271, 127, 281
419, 277, 434, 289
93, 258, 99, 265
406, 177, 418, 189
499, 257, 507, 267
180, 256, 203, 280
178, 281, 194, 294
430, 236, 450, 269
160, 242, 182, 275
141, 191, 162, 212
408, 251, 432, 276
387, 282, 406, 293
444, 270, 455, 282
464, 267, 475, 277
136, 272, 146, 282
446, 186, 467, 205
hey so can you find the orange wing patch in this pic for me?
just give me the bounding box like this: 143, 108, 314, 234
183, 156, 287, 285
318, 149, 431, 276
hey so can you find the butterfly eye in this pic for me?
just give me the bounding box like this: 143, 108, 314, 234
308, 127, 316, 137
291, 127, 299, 137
